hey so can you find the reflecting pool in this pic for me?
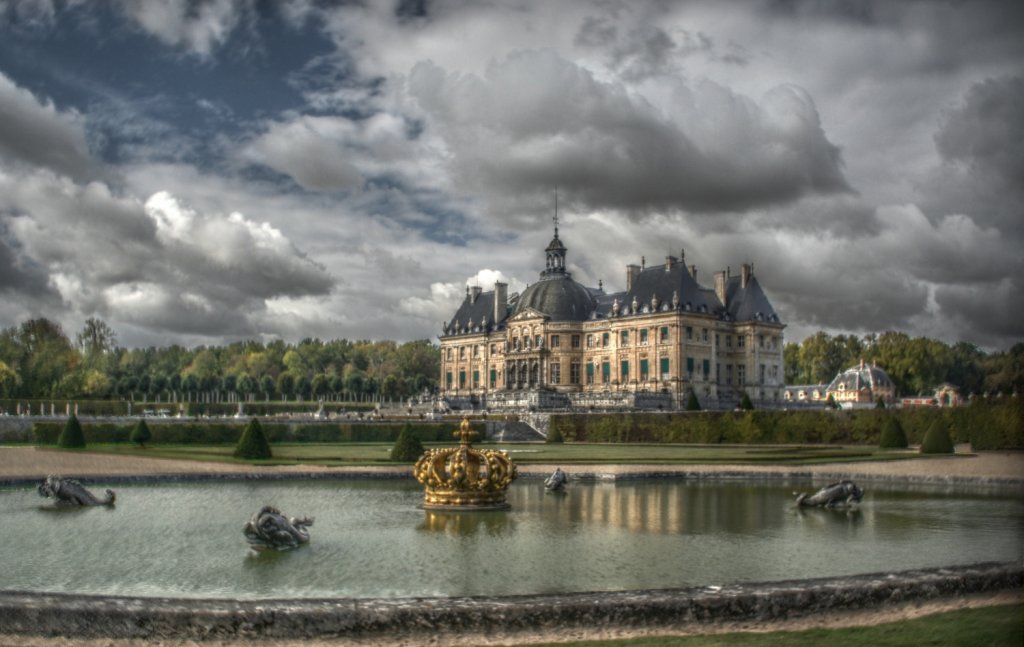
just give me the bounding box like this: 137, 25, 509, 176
1, 479, 1021, 599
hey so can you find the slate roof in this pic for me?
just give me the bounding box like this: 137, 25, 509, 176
623, 262, 721, 316
444, 290, 507, 335
827, 363, 894, 393
512, 275, 597, 322
723, 274, 781, 323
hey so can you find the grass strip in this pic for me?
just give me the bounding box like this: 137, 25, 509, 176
510, 603, 1023, 647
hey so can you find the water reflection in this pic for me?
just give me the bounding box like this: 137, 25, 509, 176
419, 510, 515, 537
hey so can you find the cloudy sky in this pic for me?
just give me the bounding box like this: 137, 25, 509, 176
0, 0, 1021, 351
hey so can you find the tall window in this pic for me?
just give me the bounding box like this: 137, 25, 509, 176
586, 334, 594, 349
571, 334, 581, 349
620, 330, 629, 346
446, 372, 453, 388
459, 370, 466, 388
459, 346, 466, 359
702, 328, 708, 342
550, 334, 560, 348
620, 360, 629, 381
703, 359, 711, 377
738, 335, 746, 348
686, 357, 695, 375
726, 364, 733, 385
660, 357, 669, 379
489, 368, 497, 388
586, 362, 594, 384
759, 364, 766, 384
660, 326, 669, 343
446, 348, 453, 360
550, 363, 561, 384
601, 361, 611, 384
570, 361, 581, 384
602, 332, 610, 347
472, 370, 479, 387
737, 364, 746, 385
640, 329, 649, 344
640, 358, 649, 381
686, 326, 693, 340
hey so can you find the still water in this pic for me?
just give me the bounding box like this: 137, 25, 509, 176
1, 479, 1021, 599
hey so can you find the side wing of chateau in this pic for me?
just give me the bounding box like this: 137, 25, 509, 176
439, 225, 784, 411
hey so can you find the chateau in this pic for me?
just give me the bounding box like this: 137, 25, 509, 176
439, 224, 785, 411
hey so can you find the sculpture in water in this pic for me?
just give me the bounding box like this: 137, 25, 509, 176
545, 467, 568, 491
795, 481, 864, 508
243, 506, 314, 550
414, 417, 517, 510
37, 475, 115, 506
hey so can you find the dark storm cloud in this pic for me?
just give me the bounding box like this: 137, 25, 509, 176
922, 75, 1024, 235
408, 50, 850, 215
0, 72, 102, 182
0, 218, 53, 295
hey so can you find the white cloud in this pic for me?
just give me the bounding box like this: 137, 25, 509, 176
115, 0, 248, 58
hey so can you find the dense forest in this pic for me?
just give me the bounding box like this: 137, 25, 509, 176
783, 331, 1023, 397
0, 318, 1020, 401
0, 318, 439, 403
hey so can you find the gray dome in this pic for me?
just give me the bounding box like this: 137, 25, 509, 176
513, 276, 596, 321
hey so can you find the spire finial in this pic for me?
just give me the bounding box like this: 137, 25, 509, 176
553, 187, 559, 238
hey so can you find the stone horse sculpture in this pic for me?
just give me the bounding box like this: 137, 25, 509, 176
795, 480, 864, 508
38, 475, 116, 506
545, 467, 569, 491
243, 505, 314, 550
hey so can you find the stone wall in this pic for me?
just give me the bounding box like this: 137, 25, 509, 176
0, 562, 1019, 642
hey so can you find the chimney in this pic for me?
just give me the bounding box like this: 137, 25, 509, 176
664, 255, 677, 271
493, 281, 507, 323
470, 285, 482, 303
641, 255, 646, 270
714, 270, 727, 306
740, 263, 752, 289
689, 264, 697, 280
626, 264, 640, 291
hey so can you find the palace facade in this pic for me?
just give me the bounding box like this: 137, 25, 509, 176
438, 226, 785, 410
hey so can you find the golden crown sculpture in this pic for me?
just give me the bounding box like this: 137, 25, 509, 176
414, 417, 517, 510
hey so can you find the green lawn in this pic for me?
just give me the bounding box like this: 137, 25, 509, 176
74, 441, 930, 467
511, 603, 1023, 647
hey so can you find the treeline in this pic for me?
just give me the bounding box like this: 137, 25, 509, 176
551, 398, 1023, 450
0, 318, 439, 403
783, 331, 1023, 397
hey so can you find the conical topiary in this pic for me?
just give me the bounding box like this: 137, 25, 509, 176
920, 419, 954, 454
739, 392, 754, 410
685, 391, 701, 411
57, 413, 86, 448
879, 416, 908, 449
546, 424, 564, 444
130, 419, 152, 447
875, 396, 886, 409
826, 394, 839, 409
233, 417, 272, 460
390, 423, 424, 462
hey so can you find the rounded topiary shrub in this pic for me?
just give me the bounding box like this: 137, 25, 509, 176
130, 419, 152, 447
686, 391, 701, 411
390, 424, 424, 462
879, 416, 908, 449
233, 417, 272, 460
546, 424, 564, 444
57, 414, 86, 448
920, 419, 954, 454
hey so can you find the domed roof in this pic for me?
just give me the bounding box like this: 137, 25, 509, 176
513, 275, 596, 321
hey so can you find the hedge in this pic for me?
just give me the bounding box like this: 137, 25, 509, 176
2, 399, 378, 418
31, 420, 482, 446
548, 398, 1023, 449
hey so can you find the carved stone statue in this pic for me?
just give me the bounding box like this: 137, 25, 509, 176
544, 467, 568, 491
243, 505, 314, 550
795, 481, 863, 508
38, 475, 115, 506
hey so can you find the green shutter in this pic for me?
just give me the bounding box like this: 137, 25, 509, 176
703, 359, 710, 375
446, 372, 452, 387
640, 359, 649, 379
620, 360, 629, 378
586, 362, 594, 376
602, 362, 610, 377
686, 357, 694, 373
660, 357, 669, 374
